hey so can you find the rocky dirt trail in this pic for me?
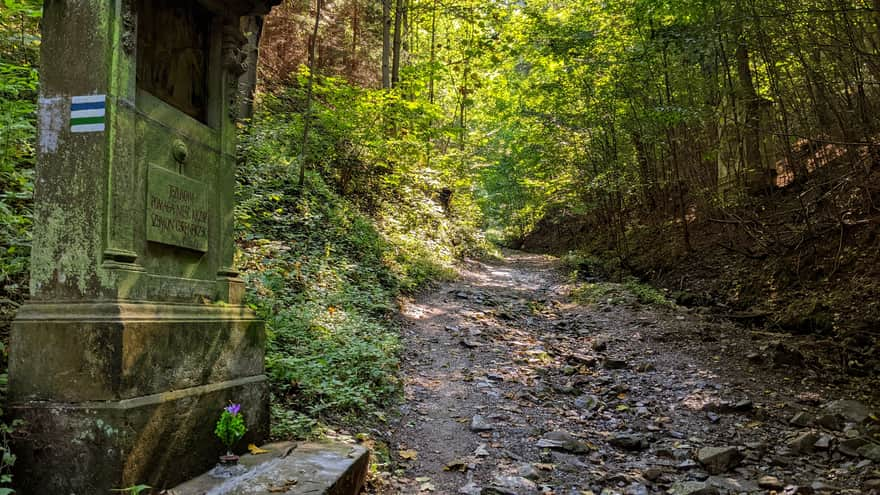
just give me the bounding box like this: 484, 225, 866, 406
370, 252, 880, 495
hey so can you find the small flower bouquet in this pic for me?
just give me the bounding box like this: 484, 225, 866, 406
215, 403, 247, 462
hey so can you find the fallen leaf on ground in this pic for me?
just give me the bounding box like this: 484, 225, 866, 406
444, 458, 470, 472
399, 449, 419, 460
248, 443, 270, 455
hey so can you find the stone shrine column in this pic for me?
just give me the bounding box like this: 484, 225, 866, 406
10, 0, 279, 492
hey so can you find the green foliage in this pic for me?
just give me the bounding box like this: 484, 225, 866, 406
623, 278, 672, 307
0, 0, 39, 305
214, 404, 247, 450
237, 78, 490, 437
570, 282, 619, 305
0, 417, 22, 491
236, 168, 406, 438
0, 3, 39, 492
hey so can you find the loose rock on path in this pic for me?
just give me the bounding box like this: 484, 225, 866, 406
370, 252, 880, 495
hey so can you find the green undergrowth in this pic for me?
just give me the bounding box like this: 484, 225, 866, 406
235, 105, 486, 438
564, 253, 672, 308
236, 171, 404, 439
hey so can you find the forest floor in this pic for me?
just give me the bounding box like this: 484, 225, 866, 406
368, 251, 880, 495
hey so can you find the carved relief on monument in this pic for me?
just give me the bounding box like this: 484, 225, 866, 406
135, 0, 212, 122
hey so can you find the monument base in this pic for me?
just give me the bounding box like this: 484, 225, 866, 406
10, 302, 268, 494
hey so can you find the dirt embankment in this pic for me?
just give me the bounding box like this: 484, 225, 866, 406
521, 163, 880, 377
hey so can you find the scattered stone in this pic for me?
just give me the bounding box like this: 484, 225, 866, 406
667, 481, 719, 495
474, 444, 490, 457
814, 413, 843, 431
642, 467, 662, 481
624, 483, 648, 495
790, 412, 815, 427
788, 431, 819, 454
567, 353, 597, 367
535, 430, 592, 454
703, 401, 733, 414
858, 443, 880, 462
485, 475, 537, 494
517, 463, 540, 481
782, 486, 814, 495
574, 395, 600, 411
823, 400, 872, 424
810, 480, 839, 492
697, 446, 743, 475
707, 476, 758, 492
552, 383, 577, 395
758, 475, 785, 490
603, 358, 628, 370
844, 426, 862, 439
813, 434, 833, 450
459, 482, 482, 495
838, 437, 868, 457
470, 415, 494, 432
608, 433, 649, 451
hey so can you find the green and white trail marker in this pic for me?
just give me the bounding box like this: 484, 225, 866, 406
70, 94, 106, 133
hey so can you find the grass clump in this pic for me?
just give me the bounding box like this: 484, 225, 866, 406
623, 277, 673, 307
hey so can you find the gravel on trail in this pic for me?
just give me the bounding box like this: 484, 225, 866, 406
369, 252, 880, 495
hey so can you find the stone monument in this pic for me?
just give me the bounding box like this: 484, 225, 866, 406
10, 0, 279, 492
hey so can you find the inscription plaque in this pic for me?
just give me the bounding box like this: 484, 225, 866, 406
147, 164, 209, 252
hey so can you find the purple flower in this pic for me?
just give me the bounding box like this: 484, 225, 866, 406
225, 403, 241, 416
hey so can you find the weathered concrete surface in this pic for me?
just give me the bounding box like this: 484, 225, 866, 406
10, 303, 265, 402
10, 0, 280, 492
171, 441, 370, 495
12, 378, 269, 494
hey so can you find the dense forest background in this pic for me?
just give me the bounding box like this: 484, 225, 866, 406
2, 0, 880, 488
247, 0, 880, 372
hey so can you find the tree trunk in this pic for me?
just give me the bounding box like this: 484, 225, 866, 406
382, 0, 391, 89
348, 0, 359, 79
298, 0, 322, 189
391, 0, 404, 87
734, 19, 765, 193
429, 0, 437, 103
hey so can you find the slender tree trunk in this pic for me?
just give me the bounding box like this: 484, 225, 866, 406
348, 0, 359, 79
382, 0, 391, 89
298, 0, 322, 189
429, 0, 437, 103
733, 6, 764, 193
391, 0, 404, 87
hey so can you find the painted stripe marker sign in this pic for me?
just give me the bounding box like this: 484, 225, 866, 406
70, 95, 106, 133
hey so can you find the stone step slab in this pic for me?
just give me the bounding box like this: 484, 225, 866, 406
170, 441, 369, 495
